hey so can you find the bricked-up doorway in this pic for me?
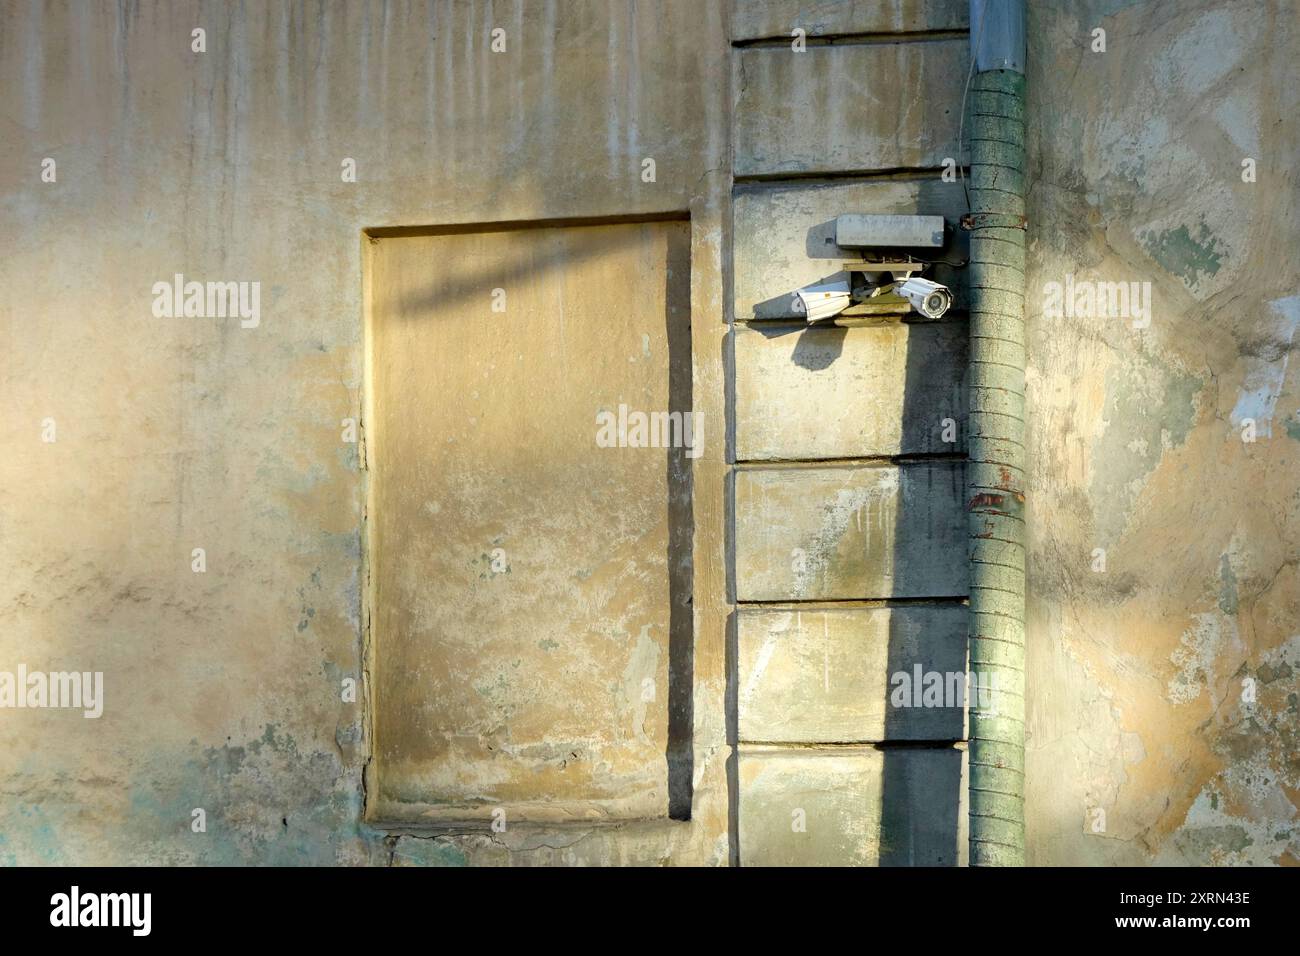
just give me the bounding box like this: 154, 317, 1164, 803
362, 216, 693, 826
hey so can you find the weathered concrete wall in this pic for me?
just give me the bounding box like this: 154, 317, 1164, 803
1022, 0, 1300, 865
737, 606, 968, 742
735, 462, 967, 600
0, 0, 729, 866
726, 0, 1300, 868
2, 0, 1296, 867
727, 2, 970, 865
738, 746, 963, 865
733, 320, 968, 458
733, 39, 968, 177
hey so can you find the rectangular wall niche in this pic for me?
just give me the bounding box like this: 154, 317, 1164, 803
364, 217, 693, 825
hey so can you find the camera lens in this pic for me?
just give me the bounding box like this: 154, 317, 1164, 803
924, 292, 948, 316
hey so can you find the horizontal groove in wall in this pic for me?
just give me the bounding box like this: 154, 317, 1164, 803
739, 741, 969, 753
373, 817, 668, 836
732, 29, 970, 49
733, 165, 969, 187
738, 599, 971, 609
737, 596, 969, 611
734, 452, 967, 470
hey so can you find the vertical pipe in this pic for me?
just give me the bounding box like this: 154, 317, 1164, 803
965, 0, 1027, 867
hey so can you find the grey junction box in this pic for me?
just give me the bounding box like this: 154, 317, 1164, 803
835, 214, 946, 249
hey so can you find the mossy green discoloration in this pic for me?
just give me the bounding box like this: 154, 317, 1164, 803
389, 836, 470, 867
1141, 222, 1222, 288
1218, 554, 1239, 616
1258, 660, 1294, 684
0, 807, 62, 864
1090, 353, 1203, 546
121, 725, 382, 866
1176, 824, 1253, 862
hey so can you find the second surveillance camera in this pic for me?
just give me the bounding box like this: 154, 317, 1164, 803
794, 278, 852, 324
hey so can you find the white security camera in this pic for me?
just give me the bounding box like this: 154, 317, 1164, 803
793, 278, 852, 324
894, 276, 953, 319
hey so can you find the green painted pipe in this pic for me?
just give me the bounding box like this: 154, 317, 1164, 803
966, 2, 1027, 867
